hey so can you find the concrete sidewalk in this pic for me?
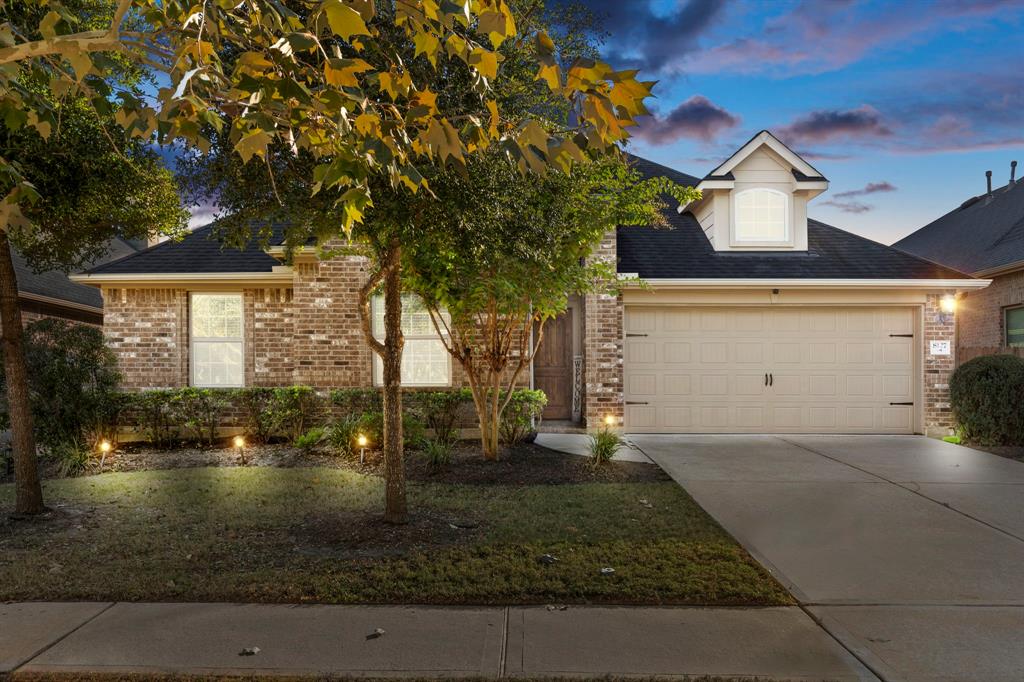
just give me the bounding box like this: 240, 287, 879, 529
1, 602, 876, 680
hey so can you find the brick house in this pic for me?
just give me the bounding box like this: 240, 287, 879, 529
73, 131, 988, 436
895, 163, 1024, 364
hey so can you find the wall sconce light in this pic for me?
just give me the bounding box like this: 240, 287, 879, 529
357, 434, 368, 464
234, 435, 246, 465
604, 415, 617, 428
939, 294, 956, 325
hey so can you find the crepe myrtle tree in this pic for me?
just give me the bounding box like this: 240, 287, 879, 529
399, 151, 699, 459
0, 1, 187, 516
157, 0, 654, 523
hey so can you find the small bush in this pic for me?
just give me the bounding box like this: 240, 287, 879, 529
330, 388, 382, 415
172, 388, 229, 445
295, 426, 326, 453
500, 389, 548, 445
408, 389, 472, 445
421, 438, 453, 468
0, 319, 121, 450
232, 388, 276, 443
326, 415, 362, 457
270, 386, 322, 441
357, 411, 425, 450
589, 427, 623, 466
950, 354, 1024, 445
49, 442, 91, 478
130, 390, 180, 448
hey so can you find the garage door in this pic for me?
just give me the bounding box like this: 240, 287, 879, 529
624, 306, 916, 433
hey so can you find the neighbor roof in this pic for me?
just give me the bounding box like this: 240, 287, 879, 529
893, 179, 1024, 275
86, 224, 282, 275
17, 238, 139, 309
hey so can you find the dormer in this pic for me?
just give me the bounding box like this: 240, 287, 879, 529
685, 130, 828, 252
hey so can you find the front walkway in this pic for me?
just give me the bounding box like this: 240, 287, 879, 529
633, 434, 1024, 682
1, 602, 873, 680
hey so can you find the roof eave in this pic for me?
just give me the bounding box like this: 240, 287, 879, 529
972, 260, 1024, 278
618, 277, 991, 292
69, 269, 295, 288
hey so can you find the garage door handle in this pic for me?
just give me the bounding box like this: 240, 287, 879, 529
889, 333, 914, 338
625, 401, 649, 405
764, 373, 768, 386
890, 402, 914, 406
626, 333, 648, 338
769, 373, 773, 387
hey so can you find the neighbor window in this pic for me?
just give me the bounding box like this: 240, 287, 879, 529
733, 188, 789, 243
190, 293, 244, 387
1006, 306, 1024, 348
372, 295, 450, 386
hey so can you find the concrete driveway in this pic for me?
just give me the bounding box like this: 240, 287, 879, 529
631, 434, 1024, 682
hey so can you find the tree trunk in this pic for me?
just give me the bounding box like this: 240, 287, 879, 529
380, 246, 407, 524
0, 231, 44, 515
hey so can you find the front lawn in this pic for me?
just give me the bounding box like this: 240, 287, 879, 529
0, 449, 790, 606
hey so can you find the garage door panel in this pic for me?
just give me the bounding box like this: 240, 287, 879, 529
624, 306, 916, 434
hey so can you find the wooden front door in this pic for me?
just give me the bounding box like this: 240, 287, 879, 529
534, 311, 574, 420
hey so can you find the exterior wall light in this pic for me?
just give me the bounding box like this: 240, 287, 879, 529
940, 295, 957, 315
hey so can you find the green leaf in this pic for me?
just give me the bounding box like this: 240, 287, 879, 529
235, 129, 273, 164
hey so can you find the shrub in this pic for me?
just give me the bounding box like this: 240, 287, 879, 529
499, 389, 547, 445
407, 389, 472, 445
330, 388, 382, 415
0, 319, 121, 450
326, 414, 362, 457
232, 388, 276, 443
357, 411, 425, 450
49, 442, 91, 478
270, 386, 322, 441
950, 354, 1024, 445
588, 427, 623, 466
130, 390, 180, 448
421, 438, 453, 468
172, 388, 229, 445
295, 426, 326, 453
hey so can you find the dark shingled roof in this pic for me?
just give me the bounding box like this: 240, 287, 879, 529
87, 224, 282, 274
87, 155, 972, 282
893, 179, 1024, 275
622, 155, 971, 280
17, 238, 140, 309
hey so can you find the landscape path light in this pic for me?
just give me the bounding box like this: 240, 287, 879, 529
98, 439, 112, 472
357, 434, 369, 464
234, 435, 246, 465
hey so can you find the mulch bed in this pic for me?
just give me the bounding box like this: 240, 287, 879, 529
7, 438, 668, 486
964, 443, 1024, 462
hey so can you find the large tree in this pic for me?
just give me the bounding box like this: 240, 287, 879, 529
399, 152, 698, 459
0, 1, 187, 515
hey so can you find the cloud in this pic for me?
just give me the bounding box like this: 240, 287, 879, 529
834, 182, 897, 199
779, 105, 892, 144
821, 181, 897, 214
634, 96, 739, 144
821, 199, 873, 214
559, 0, 725, 73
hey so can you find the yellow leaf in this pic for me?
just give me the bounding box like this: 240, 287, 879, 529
235, 129, 273, 164
536, 63, 560, 92
413, 32, 440, 67
468, 47, 498, 80
486, 99, 499, 138
322, 0, 370, 41
354, 112, 381, 137
476, 11, 508, 48
412, 88, 437, 114
39, 11, 61, 39
324, 58, 373, 87
518, 119, 548, 152
66, 50, 92, 81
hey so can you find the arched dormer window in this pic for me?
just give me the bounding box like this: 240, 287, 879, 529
733, 188, 790, 245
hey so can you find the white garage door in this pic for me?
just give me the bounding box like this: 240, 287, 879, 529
624, 306, 916, 433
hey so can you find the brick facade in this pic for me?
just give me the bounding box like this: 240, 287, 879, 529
923, 292, 957, 436
956, 267, 1024, 351
104, 288, 188, 389
582, 230, 623, 427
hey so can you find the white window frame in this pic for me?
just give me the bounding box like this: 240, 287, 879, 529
1005, 304, 1024, 348
730, 187, 793, 247
189, 292, 245, 388
371, 295, 452, 387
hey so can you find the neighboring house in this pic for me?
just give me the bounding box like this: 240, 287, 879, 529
10, 238, 141, 327
71, 131, 987, 436
894, 163, 1024, 362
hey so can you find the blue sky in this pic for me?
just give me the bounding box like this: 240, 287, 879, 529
577, 0, 1024, 244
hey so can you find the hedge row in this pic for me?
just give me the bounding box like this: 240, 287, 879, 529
950, 354, 1024, 446
105, 386, 546, 450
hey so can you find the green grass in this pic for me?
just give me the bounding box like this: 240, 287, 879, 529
0, 467, 791, 606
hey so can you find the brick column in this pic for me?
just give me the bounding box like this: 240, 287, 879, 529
923, 291, 956, 436
102, 287, 188, 389
249, 287, 295, 386
583, 230, 624, 427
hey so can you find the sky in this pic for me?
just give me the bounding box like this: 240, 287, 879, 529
573, 0, 1024, 244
